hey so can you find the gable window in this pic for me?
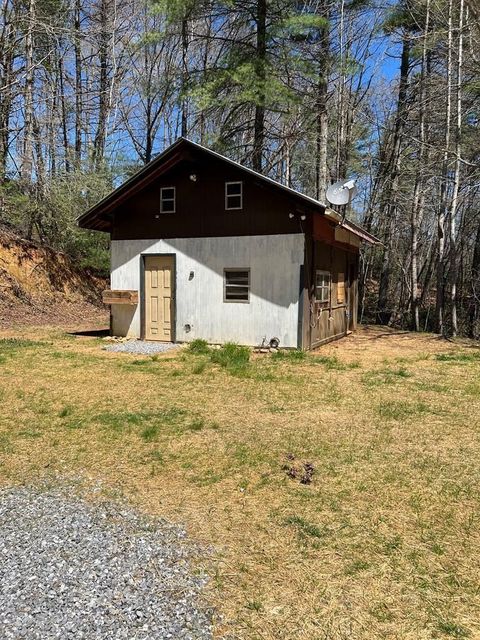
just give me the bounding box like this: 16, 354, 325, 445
225, 182, 243, 210
337, 272, 346, 304
224, 269, 250, 302
160, 187, 175, 213
315, 270, 331, 303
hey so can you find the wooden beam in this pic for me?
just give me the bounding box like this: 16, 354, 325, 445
102, 290, 139, 305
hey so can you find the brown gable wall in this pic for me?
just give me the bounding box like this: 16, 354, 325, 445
112, 154, 311, 241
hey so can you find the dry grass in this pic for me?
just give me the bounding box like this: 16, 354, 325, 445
1, 324, 480, 639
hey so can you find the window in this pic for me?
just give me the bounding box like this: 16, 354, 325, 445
224, 269, 250, 302
225, 182, 243, 210
315, 270, 331, 303
337, 272, 346, 304
160, 187, 175, 213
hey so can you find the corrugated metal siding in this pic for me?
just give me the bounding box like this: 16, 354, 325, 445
110, 234, 305, 348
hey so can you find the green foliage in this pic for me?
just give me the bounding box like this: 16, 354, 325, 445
436, 620, 470, 638
376, 400, 430, 421
278, 13, 329, 40
210, 342, 251, 374
0, 166, 112, 274
383, 3, 420, 34
285, 515, 325, 539
187, 417, 205, 432
40, 168, 112, 273
435, 352, 480, 363
271, 349, 307, 362
141, 424, 160, 442
345, 0, 372, 9
0, 338, 45, 355
0, 182, 31, 229
189, 60, 296, 115
345, 559, 370, 575
363, 367, 411, 387
192, 360, 207, 375
151, 0, 198, 22
97, 411, 147, 432
187, 339, 211, 355
58, 405, 73, 418
314, 355, 360, 370
369, 602, 394, 623
92, 406, 210, 440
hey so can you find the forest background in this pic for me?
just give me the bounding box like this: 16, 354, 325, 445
0, 0, 478, 336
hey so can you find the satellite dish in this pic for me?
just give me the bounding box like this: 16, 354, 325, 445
326, 179, 357, 206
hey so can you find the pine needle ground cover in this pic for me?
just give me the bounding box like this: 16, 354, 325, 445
0, 326, 479, 639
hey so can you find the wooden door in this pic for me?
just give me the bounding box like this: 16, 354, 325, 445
144, 255, 174, 341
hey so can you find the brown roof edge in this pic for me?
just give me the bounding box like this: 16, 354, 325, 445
340, 218, 381, 245
322, 207, 380, 245
77, 139, 186, 230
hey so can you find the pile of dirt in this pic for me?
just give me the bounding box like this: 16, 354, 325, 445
0, 225, 108, 328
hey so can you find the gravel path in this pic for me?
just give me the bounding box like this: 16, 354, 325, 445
0, 485, 213, 639
104, 340, 179, 355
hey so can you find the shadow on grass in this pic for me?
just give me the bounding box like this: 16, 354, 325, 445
68, 329, 110, 338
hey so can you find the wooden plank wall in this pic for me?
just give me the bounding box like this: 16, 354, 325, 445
303, 215, 360, 349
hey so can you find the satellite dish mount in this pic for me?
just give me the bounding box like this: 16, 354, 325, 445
326, 179, 357, 216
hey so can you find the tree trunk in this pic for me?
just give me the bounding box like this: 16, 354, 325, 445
448, 0, 464, 337
470, 220, 480, 338
21, 0, 35, 186
252, 0, 266, 172
411, 0, 430, 331
335, 0, 346, 181
376, 32, 410, 324
58, 55, 70, 172
0, 1, 14, 182
436, 0, 455, 335
93, 0, 110, 169
315, 2, 329, 201
181, 15, 189, 138
74, 0, 83, 166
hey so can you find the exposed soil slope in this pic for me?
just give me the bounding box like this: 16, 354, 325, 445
0, 225, 108, 328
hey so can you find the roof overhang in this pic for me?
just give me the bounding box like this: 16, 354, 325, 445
77, 141, 187, 231
322, 207, 379, 245
339, 218, 380, 245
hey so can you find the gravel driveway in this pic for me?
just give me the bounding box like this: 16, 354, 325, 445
0, 485, 213, 639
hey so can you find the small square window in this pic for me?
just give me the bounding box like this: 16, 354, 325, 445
160, 187, 175, 213
225, 182, 243, 210
315, 270, 331, 303
224, 269, 250, 302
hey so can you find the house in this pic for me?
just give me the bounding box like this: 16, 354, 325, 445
78, 138, 378, 350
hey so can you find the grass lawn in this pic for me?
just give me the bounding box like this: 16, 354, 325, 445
0, 324, 479, 639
